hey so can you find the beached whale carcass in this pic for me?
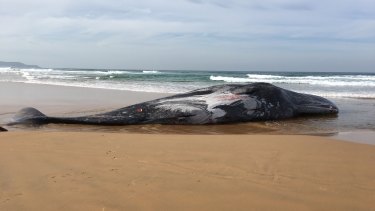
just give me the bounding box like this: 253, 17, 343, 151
8, 83, 339, 126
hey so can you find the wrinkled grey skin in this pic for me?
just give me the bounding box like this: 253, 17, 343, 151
8, 83, 339, 126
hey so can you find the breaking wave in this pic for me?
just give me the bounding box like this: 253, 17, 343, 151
1, 67, 375, 98
210, 74, 375, 87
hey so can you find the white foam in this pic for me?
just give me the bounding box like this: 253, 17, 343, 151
300, 91, 375, 99
210, 74, 375, 87
0, 67, 13, 72
143, 70, 161, 74
107, 70, 132, 74
210, 76, 253, 83
2, 68, 375, 99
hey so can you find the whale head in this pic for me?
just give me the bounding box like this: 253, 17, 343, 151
216, 83, 339, 121
290, 92, 339, 115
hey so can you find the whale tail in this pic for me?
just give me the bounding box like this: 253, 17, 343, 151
8, 107, 49, 125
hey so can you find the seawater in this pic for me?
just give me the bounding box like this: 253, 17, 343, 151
1, 67, 375, 134
1, 67, 375, 98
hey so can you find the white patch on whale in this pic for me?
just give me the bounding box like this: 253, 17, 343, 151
154, 103, 199, 113
155, 91, 259, 120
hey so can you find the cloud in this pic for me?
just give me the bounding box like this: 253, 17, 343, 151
279, 2, 314, 11
0, 0, 374, 71
186, 0, 203, 4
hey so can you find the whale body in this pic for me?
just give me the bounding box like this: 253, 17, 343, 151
8, 83, 339, 126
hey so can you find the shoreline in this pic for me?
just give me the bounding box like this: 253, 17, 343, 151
1, 81, 374, 144
332, 130, 375, 145
3, 80, 375, 100
0, 81, 169, 107
0, 81, 169, 124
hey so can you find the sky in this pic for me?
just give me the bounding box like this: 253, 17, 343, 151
0, 0, 374, 71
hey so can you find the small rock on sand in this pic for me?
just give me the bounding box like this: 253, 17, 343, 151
0, 126, 7, 132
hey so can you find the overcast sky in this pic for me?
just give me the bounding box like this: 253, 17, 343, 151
0, 0, 374, 71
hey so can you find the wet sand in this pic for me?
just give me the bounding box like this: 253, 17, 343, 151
1, 132, 375, 211
0, 81, 168, 118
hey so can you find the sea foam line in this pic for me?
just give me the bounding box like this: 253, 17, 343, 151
210, 75, 375, 87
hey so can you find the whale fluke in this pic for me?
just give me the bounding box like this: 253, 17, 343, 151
9, 107, 48, 125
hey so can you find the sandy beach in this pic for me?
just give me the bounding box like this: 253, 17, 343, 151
1, 81, 375, 210
2, 0, 375, 209
1, 132, 375, 211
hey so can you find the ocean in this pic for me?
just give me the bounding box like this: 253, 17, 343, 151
1, 67, 375, 134
1, 67, 375, 98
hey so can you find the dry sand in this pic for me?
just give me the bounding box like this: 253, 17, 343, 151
1, 132, 375, 211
